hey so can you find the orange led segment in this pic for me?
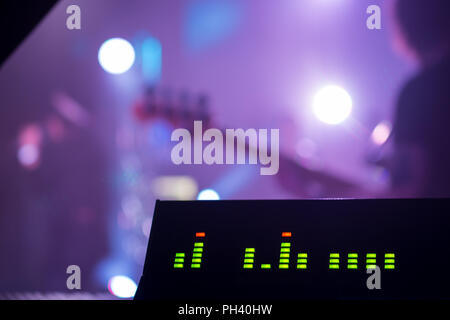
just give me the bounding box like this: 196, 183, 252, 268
195, 232, 206, 238
281, 232, 292, 238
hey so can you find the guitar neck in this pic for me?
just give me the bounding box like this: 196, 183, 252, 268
133, 89, 362, 198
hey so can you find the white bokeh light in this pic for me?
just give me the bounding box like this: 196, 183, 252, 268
313, 85, 352, 124
17, 144, 40, 168
197, 189, 220, 200
371, 121, 392, 145
108, 275, 137, 298
98, 38, 135, 74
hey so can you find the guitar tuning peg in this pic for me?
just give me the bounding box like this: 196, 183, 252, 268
179, 90, 190, 104
179, 90, 192, 121
161, 87, 175, 120
145, 86, 156, 96
161, 87, 173, 100
144, 86, 157, 114
197, 93, 211, 126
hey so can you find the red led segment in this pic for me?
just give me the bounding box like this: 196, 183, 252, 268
196, 232, 206, 238
282, 232, 292, 238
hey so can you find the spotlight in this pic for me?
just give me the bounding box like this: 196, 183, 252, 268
98, 38, 135, 74
108, 275, 137, 298
313, 85, 352, 124
197, 188, 220, 200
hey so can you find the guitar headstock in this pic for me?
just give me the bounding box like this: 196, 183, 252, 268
132, 86, 212, 130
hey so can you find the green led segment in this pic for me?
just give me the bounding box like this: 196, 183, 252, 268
384, 253, 395, 270
347, 253, 358, 269
174, 253, 185, 269
261, 264, 271, 269
329, 259, 339, 263
279, 242, 291, 269
243, 248, 255, 269
329, 253, 340, 269
365, 253, 377, 269
191, 240, 205, 269
297, 253, 308, 270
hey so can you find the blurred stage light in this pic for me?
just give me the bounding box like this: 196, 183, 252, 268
17, 144, 40, 169
296, 138, 317, 159
108, 275, 137, 298
197, 188, 220, 200
313, 85, 352, 124
371, 121, 391, 145
98, 38, 135, 74
141, 218, 152, 238
142, 37, 162, 84
185, 1, 242, 51
151, 176, 198, 200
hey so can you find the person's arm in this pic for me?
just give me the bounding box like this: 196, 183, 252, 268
386, 75, 431, 198
386, 143, 428, 198
277, 155, 369, 198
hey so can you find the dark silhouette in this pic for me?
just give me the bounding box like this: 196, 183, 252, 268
390, 0, 450, 197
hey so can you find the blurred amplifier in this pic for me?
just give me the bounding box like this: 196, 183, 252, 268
135, 199, 450, 299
